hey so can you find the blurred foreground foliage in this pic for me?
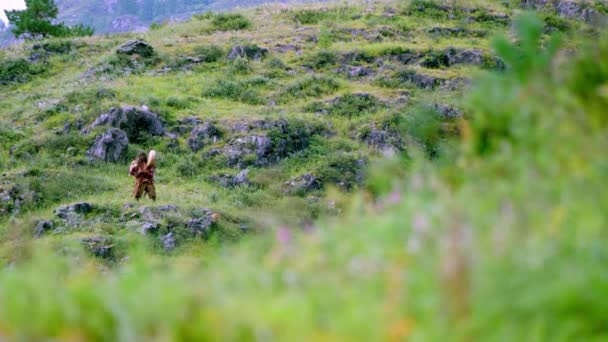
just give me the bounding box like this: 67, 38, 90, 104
0, 13, 608, 341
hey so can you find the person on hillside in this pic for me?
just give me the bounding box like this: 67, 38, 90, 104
129, 150, 157, 201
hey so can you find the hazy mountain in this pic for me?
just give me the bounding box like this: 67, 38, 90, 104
0, 0, 319, 44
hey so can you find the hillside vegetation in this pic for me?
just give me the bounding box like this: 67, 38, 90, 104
0, 0, 607, 340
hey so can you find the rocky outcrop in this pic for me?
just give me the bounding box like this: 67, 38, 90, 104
224, 135, 272, 168
359, 127, 405, 155
227, 45, 268, 60
87, 128, 129, 162
187, 122, 222, 152
116, 40, 155, 57
91, 106, 165, 141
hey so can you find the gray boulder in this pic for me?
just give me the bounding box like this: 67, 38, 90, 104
210, 169, 250, 188
187, 216, 213, 239
91, 106, 164, 141
87, 128, 128, 162
284, 174, 321, 195
34, 220, 54, 238
81, 237, 113, 259
116, 40, 155, 58
160, 232, 176, 251
187, 122, 222, 152
227, 45, 268, 60
433, 104, 463, 120
445, 48, 485, 66
55, 202, 93, 219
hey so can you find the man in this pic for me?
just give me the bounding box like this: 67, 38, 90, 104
129, 150, 156, 201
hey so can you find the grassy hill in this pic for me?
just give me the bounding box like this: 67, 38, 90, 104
0, 0, 607, 340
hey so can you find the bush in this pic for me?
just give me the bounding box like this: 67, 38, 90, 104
202, 79, 265, 105
420, 50, 450, 69
228, 57, 252, 75
306, 93, 384, 118
0, 58, 45, 85
293, 9, 327, 24
315, 153, 364, 190
210, 13, 252, 31
304, 50, 337, 70
193, 44, 225, 63
279, 75, 340, 102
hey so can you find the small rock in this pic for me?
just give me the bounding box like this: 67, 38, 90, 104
55, 202, 93, 219
227, 45, 268, 60
34, 220, 54, 238
187, 216, 213, 238
160, 232, 176, 251
81, 237, 113, 259
210, 169, 250, 188
116, 40, 155, 58
284, 174, 321, 195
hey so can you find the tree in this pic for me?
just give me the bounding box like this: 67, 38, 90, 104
5, 0, 94, 39
5, 0, 58, 39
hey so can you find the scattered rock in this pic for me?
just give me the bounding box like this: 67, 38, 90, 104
0, 185, 37, 216
360, 127, 404, 154
54, 202, 93, 220
34, 220, 54, 238
433, 104, 463, 119
227, 45, 268, 60
398, 71, 445, 89
87, 128, 129, 162
444, 48, 485, 66
116, 40, 155, 58
81, 237, 113, 259
284, 174, 321, 195
210, 169, 250, 188
160, 232, 176, 251
187, 216, 213, 238
139, 205, 180, 223
140, 222, 160, 235
428, 27, 486, 37
187, 122, 222, 152
273, 44, 301, 53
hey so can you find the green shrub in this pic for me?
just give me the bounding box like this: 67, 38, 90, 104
166, 96, 190, 109
0, 58, 45, 85
293, 9, 327, 24
304, 50, 337, 70
421, 50, 450, 69
36, 40, 74, 54
306, 93, 383, 118
279, 75, 341, 102
202, 79, 265, 105
228, 57, 252, 75
315, 153, 364, 190
193, 44, 225, 63
211, 13, 252, 31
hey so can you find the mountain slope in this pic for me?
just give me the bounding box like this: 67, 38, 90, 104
0, 0, 607, 339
